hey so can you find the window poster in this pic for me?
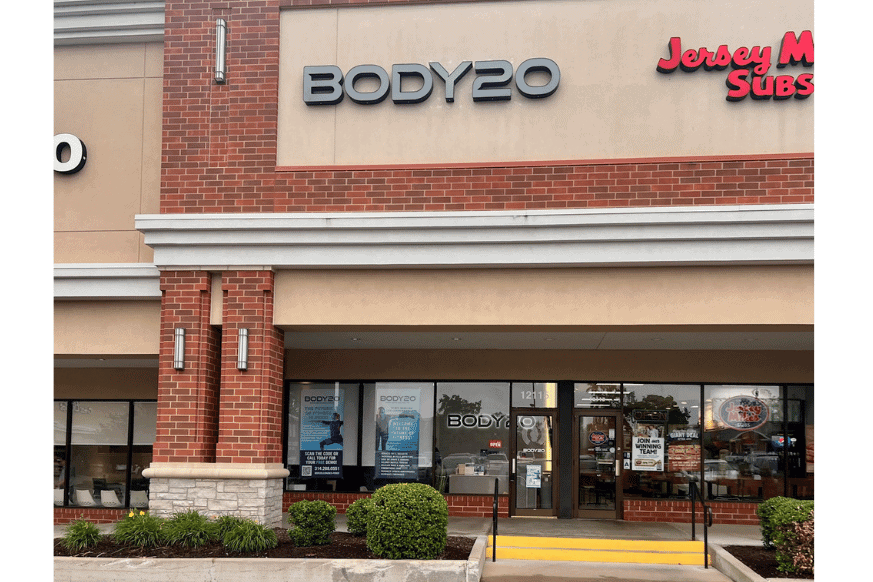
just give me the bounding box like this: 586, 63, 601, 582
632, 423, 664, 471
375, 387, 421, 479
300, 388, 344, 479
526, 464, 542, 488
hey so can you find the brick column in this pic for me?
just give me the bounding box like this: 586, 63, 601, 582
216, 270, 286, 464
153, 271, 220, 463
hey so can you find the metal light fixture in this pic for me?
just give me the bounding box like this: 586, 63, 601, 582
173, 328, 186, 370
215, 18, 227, 84
237, 328, 249, 371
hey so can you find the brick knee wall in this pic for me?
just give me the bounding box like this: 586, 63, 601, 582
54, 507, 128, 525
283, 492, 510, 518
623, 499, 760, 525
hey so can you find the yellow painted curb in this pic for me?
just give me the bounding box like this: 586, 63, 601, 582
487, 535, 704, 553
485, 546, 705, 566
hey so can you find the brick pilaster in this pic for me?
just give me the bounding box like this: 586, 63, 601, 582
154, 271, 221, 463
216, 270, 285, 463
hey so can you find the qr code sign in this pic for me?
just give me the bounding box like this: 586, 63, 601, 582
301, 465, 312, 477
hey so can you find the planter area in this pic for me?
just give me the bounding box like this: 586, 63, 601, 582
54, 535, 488, 582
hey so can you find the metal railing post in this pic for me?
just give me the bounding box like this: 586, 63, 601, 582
492, 478, 498, 562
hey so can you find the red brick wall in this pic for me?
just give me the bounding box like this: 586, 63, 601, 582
161, 1, 813, 215
623, 499, 760, 525
154, 271, 220, 463
215, 271, 286, 464
283, 492, 510, 518
55, 507, 128, 525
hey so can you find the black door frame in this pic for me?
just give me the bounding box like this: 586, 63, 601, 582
572, 409, 624, 519
508, 409, 559, 517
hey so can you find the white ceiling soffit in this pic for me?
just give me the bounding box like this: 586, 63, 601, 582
54, 0, 165, 45
135, 205, 814, 270
283, 330, 813, 351
54, 264, 161, 300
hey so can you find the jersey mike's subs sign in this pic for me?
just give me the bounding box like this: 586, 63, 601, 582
656, 30, 813, 101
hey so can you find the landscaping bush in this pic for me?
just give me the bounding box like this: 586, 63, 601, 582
774, 510, 814, 575
163, 510, 219, 548
214, 515, 247, 539
222, 518, 278, 553
756, 497, 814, 549
287, 499, 337, 546
62, 518, 102, 552
366, 482, 448, 560
113, 510, 166, 547
346, 497, 374, 536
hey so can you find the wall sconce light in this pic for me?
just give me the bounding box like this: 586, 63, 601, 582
173, 328, 186, 370
215, 18, 227, 84
237, 328, 249, 371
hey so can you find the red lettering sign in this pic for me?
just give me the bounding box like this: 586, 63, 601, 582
658, 31, 813, 102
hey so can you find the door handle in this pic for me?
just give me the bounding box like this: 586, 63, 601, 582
615, 459, 621, 476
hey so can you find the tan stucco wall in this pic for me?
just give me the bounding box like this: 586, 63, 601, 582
285, 348, 812, 384
278, 0, 813, 166
54, 367, 159, 400
274, 266, 814, 328
54, 300, 161, 355
54, 43, 163, 264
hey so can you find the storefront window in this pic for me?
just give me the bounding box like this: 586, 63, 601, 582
574, 383, 621, 408
703, 385, 784, 501
285, 382, 434, 492
621, 384, 701, 500
786, 385, 813, 499
435, 382, 510, 495
285, 383, 361, 491
513, 382, 557, 408
131, 402, 157, 507
69, 401, 130, 507
54, 402, 68, 506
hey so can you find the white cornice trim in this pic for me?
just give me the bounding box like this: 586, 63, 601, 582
135, 205, 814, 270
54, 263, 161, 300
54, 0, 164, 46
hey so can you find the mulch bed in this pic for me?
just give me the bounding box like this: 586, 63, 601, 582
723, 545, 813, 579
54, 530, 476, 560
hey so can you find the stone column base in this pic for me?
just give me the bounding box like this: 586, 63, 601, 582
143, 463, 289, 527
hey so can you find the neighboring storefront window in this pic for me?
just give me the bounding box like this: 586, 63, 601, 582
54, 402, 68, 506
786, 385, 813, 499
621, 384, 701, 500
435, 382, 510, 495
574, 383, 621, 408
54, 400, 156, 508
703, 385, 784, 501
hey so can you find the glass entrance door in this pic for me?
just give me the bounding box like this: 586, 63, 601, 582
510, 411, 557, 516
575, 411, 622, 519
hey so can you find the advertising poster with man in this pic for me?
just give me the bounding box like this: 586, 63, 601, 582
375, 387, 421, 479
300, 388, 344, 479
632, 423, 664, 472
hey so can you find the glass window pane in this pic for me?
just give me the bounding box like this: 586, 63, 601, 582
621, 384, 701, 500
574, 383, 621, 408
54, 402, 68, 505
513, 382, 557, 408
131, 402, 157, 507
285, 383, 360, 492
69, 401, 130, 507
435, 382, 510, 494
703, 385, 784, 501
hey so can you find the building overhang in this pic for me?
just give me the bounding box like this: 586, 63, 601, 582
134, 205, 814, 271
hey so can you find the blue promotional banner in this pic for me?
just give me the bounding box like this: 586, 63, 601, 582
375, 387, 421, 479
300, 388, 344, 479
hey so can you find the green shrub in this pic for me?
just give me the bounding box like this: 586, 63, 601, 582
346, 497, 374, 536
163, 510, 219, 548
62, 518, 102, 552
366, 483, 448, 560
287, 499, 337, 546
756, 497, 813, 549
214, 515, 247, 539
222, 519, 278, 553
774, 510, 814, 575
113, 510, 166, 547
